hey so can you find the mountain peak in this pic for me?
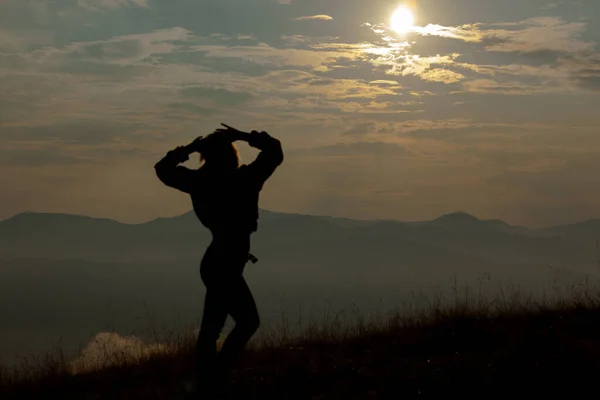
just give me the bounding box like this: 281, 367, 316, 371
434, 212, 480, 224
1, 211, 123, 226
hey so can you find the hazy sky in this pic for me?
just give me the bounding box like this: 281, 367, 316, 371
1, 0, 599, 227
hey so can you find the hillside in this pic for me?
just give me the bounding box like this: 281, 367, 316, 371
2, 298, 600, 399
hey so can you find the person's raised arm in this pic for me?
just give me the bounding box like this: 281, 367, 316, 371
154, 144, 196, 193
246, 130, 284, 186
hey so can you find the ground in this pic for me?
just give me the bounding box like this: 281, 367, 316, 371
3, 301, 600, 399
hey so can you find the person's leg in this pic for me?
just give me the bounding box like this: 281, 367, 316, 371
197, 233, 256, 391
195, 286, 228, 392
196, 242, 229, 394
216, 276, 260, 380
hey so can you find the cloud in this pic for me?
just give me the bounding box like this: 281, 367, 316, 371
76, 0, 150, 11
369, 80, 399, 85
0, 29, 55, 52
166, 102, 215, 116
488, 154, 600, 201
342, 122, 381, 136
369, 16, 593, 57
181, 87, 253, 107
0, 148, 85, 166
370, 53, 463, 83
420, 69, 465, 83
188, 43, 360, 69
361, 14, 600, 93
36, 27, 193, 65
457, 53, 600, 94
412, 24, 484, 43
0, 120, 155, 145
1, 0, 600, 227
289, 141, 409, 157
542, 2, 563, 10
293, 15, 334, 21
281, 35, 311, 46
461, 79, 547, 95
483, 17, 594, 55
70, 332, 172, 374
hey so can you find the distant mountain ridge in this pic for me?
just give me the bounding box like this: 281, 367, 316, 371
1, 208, 598, 268
0, 209, 589, 246
4, 208, 597, 231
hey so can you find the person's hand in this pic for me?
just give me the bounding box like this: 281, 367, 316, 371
187, 124, 251, 154
189, 135, 205, 153
248, 130, 272, 148
167, 146, 191, 163
213, 123, 250, 142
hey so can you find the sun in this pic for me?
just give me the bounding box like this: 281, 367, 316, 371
390, 6, 415, 34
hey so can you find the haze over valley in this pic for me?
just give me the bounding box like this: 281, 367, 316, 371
1, 209, 598, 365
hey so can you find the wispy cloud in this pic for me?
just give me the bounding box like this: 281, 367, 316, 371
412, 24, 484, 43
76, 0, 150, 11
289, 141, 409, 157
293, 15, 334, 21
483, 17, 594, 54
369, 80, 400, 85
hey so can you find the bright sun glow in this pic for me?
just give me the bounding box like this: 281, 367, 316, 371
390, 6, 415, 34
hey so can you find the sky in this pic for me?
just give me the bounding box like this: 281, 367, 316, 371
1, 0, 599, 228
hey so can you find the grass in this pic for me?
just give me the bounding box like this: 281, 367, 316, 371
3, 278, 600, 398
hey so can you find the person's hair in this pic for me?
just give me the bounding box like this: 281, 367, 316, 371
199, 133, 240, 170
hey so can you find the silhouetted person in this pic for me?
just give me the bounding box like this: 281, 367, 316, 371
154, 124, 283, 397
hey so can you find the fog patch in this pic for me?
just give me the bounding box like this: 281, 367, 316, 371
70, 328, 229, 374
70, 332, 174, 374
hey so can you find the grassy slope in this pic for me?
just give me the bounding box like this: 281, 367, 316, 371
2, 294, 600, 399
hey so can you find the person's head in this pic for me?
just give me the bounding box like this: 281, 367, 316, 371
199, 133, 240, 171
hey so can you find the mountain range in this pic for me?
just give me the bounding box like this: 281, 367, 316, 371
1, 209, 599, 366
1, 209, 598, 267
